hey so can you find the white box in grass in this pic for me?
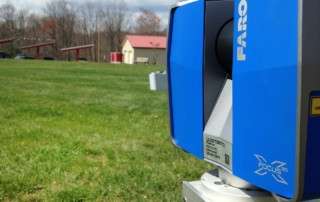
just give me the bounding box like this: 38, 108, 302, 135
149, 71, 168, 91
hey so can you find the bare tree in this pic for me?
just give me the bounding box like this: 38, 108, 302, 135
15, 9, 29, 37
134, 8, 162, 35
0, 3, 17, 38
101, 0, 128, 52
25, 14, 42, 41
41, 17, 56, 41
44, 0, 76, 59
77, 2, 101, 61
77, 2, 97, 39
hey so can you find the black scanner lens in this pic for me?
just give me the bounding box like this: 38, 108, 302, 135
216, 20, 234, 78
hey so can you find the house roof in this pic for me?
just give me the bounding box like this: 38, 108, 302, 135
125, 35, 167, 49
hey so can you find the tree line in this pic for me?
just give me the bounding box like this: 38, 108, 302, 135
0, 0, 166, 61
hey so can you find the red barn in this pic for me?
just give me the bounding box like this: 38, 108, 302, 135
122, 35, 167, 65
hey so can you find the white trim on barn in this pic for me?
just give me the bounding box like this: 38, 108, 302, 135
122, 40, 135, 64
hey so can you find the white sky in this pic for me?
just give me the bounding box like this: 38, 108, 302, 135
0, 0, 176, 16
0, 0, 176, 26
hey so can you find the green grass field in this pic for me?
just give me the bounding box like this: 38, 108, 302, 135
0, 60, 211, 201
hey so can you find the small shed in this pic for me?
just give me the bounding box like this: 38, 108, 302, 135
122, 35, 167, 65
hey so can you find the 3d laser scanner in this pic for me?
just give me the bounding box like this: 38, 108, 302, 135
167, 0, 320, 201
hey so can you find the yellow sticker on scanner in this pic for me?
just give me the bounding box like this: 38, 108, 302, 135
311, 97, 320, 116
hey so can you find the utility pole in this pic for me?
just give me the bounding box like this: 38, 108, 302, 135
96, 13, 101, 63
98, 28, 101, 63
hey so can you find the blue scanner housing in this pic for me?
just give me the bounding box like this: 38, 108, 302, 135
168, 0, 320, 200
168, 0, 205, 159
233, 0, 299, 198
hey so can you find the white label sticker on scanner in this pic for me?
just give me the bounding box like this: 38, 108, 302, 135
205, 135, 232, 171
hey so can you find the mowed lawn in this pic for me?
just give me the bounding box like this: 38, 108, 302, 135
0, 60, 210, 201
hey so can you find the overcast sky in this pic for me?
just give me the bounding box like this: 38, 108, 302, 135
0, 0, 176, 25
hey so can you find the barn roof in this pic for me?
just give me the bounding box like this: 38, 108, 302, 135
60, 44, 95, 52
21, 41, 56, 50
126, 35, 167, 49
0, 38, 15, 45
